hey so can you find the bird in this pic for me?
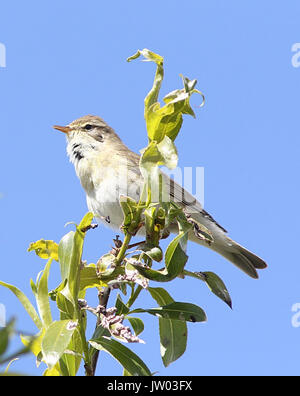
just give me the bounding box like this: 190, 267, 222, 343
53, 115, 267, 279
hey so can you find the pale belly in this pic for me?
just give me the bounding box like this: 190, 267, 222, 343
85, 174, 142, 230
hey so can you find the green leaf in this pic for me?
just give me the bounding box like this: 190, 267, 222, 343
126, 285, 143, 308
162, 202, 182, 228
128, 48, 201, 145
159, 112, 183, 142
119, 282, 127, 296
145, 102, 174, 142
123, 261, 148, 289
88, 325, 110, 366
146, 95, 189, 143
148, 287, 187, 367
127, 48, 163, 65
90, 324, 111, 341
181, 75, 198, 93
184, 270, 232, 308
180, 75, 205, 108
41, 320, 78, 369
56, 289, 75, 319
89, 337, 151, 376
55, 280, 85, 376
58, 213, 92, 302
36, 258, 53, 328
28, 239, 59, 261
99, 267, 124, 283
127, 48, 164, 116
139, 243, 163, 262
128, 47, 204, 145
0, 319, 14, 356
130, 217, 191, 282
78, 212, 94, 231
126, 317, 144, 336
157, 136, 178, 169
139, 144, 163, 203
116, 294, 130, 315
148, 287, 173, 306
0, 281, 42, 330
80, 264, 104, 291
131, 301, 207, 322
123, 368, 132, 376
144, 207, 156, 234
59, 328, 83, 376
20, 329, 45, 359
43, 365, 61, 376
96, 253, 117, 273
0, 328, 35, 367
140, 140, 178, 197
58, 231, 75, 282
30, 278, 38, 296
66, 232, 82, 300
119, 196, 138, 228
164, 229, 189, 273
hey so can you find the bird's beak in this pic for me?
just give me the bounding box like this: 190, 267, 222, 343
53, 125, 71, 134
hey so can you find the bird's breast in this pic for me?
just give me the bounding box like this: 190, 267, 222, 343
77, 157, 142, 228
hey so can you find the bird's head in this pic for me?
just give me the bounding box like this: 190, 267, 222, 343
53, 115, 122, 148
53, 114, 136, 193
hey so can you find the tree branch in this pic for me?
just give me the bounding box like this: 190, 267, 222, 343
90, 286, 111, 376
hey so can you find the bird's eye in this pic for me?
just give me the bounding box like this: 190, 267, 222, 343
84, 124, 93, 130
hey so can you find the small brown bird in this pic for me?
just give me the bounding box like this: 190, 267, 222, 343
54, 115, 267, 278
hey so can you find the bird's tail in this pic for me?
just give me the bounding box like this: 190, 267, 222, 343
212, 238, 267, 278
189, 232, 267, 278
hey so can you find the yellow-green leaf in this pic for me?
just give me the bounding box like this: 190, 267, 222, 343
36, 259, 53, 328
127, 48, 164, 115
20, 329, 45, 358
0, 281, 42, 330
41, 320, 78, 370
148, 287, 187, 367
80, 264, 106, 291
89, 337, 151, 376
28, 240, 59, 261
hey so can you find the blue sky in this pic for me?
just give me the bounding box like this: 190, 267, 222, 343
1, 0, 300, 376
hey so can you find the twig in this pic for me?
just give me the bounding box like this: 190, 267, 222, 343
90, 185, 147, 375
76, 305, 93, 376
115, 232, 132, 266
90, 287, 111, 376
127, 240, 146, 249
81, 223, 98, 233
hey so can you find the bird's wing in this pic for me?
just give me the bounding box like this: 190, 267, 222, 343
161, 171, 227, 233
161, 172, 267, 278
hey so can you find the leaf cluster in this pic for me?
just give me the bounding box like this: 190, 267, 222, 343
0, 49, 231, 376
